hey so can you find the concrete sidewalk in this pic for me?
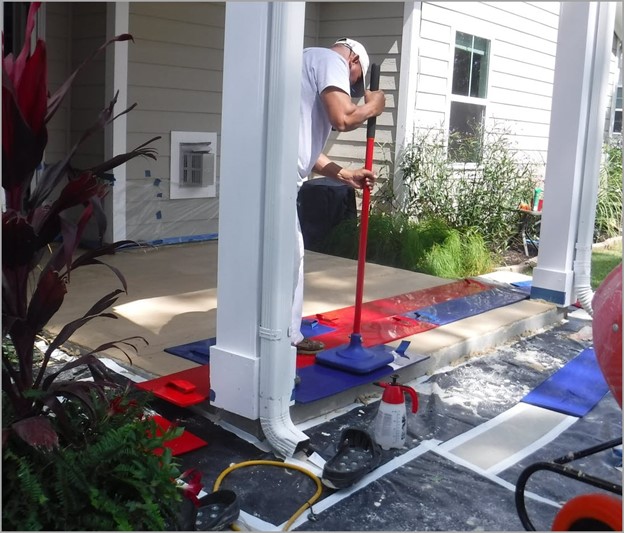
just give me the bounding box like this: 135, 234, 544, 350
45, 241, 563, 415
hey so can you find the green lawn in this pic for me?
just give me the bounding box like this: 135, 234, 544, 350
591, 240, 622, 289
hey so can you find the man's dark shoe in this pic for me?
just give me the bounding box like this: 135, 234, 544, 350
322, 428, 382, 490
296, 338, 325, 354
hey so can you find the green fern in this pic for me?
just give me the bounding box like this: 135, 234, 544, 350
3, 390, 184, 531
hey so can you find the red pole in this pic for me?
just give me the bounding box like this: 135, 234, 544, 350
352, 63, 380, 335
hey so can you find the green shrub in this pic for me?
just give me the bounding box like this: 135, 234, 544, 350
394, 126, 537, 255
318, 213, 492, 278
2, 388, 184, 531
595, 140, 623, 241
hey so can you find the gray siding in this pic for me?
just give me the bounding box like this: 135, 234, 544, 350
126, 2, 225, 241
44, 3, 72, 165
70, 3, 107, 170
304, 3, 320, 47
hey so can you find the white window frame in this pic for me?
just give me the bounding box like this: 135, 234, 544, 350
445, 28, 494, 166
170, 131, 218, 200
612, 85, 622, 135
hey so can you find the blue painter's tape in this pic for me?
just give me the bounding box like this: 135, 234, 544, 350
146, 233, 219, 246
395, 340, 411, 357
156, 211, 162, 220
153, 178, 161, 186
300, 319, 336, 338
156, 193, 163, 198
511, 280, 532, 295
410, 310, 439, 323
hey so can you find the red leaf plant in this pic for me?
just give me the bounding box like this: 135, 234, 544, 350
2, 3, 159, 450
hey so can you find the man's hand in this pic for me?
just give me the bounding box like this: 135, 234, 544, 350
314, 156, 377, 189
364, 89, 385, 117
338, 167, 377, 190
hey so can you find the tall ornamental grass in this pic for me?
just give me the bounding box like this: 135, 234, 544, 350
394, 126, 537, 255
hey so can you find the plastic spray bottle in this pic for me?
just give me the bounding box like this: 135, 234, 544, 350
372, 375, 418, 450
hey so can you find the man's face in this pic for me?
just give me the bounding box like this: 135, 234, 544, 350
349, 54, 363, 88
343, 44, 363, 91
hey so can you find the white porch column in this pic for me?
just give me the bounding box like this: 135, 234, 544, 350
393, 1, 421, 208
211, 2, 305, 436
531, 2, 615, 306
104, 3, 129, 242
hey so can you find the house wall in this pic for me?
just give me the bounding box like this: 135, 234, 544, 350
45, 3, 72, 165
304, 3, 320, 47
70, 3, 107, 170
416, 1, 561, 176
125, 2, 225, 242
42, 3, 107, 245
123, 1, 400, 242
42, 1, 620, 244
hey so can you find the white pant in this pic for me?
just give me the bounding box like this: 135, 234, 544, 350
291, 215, 305, 344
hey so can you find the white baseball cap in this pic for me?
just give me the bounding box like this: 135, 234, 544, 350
334, 38, 370, 98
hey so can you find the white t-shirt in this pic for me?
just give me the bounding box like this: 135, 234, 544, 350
298, 47, 351, 186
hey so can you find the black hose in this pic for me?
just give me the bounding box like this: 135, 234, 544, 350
515, 439, 623, 531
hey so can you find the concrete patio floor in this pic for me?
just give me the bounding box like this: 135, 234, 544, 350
45, 240, 563, 421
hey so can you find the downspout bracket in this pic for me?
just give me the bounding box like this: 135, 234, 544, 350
258, 326, 283, 341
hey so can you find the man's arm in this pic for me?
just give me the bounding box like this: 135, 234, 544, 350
313, 153, 376, 190
321, 88, 385, 132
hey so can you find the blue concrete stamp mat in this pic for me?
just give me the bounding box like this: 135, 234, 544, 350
521, 347, 610, 417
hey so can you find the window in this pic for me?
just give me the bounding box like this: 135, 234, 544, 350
613, 86, 622, 134
449, 31, 491, 162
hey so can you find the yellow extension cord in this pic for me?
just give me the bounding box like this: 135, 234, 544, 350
212, 460, 323, 532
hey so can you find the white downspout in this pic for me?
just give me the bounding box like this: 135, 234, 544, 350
573, 2, 615, 316
257, 2, 309, 458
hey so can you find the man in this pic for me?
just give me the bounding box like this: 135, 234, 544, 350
293, 38, 386, 354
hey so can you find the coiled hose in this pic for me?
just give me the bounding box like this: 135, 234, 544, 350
213, 460, 322, 531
